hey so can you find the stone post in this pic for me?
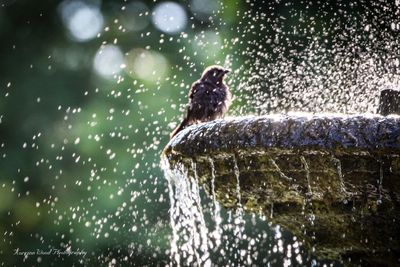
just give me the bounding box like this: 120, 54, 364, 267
378, 88, 400, 115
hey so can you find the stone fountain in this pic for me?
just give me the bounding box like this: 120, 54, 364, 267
162, 89, 400, 266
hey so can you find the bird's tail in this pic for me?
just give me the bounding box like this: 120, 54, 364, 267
170, 117, 190, 139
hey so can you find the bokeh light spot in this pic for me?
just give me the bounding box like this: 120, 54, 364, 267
93, 45, 125, 77
59, 0, 104, 42
126, 49, 169, 82
152, 2, 187, 34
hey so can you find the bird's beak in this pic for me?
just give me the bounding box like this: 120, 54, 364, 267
224, 69, 230, 74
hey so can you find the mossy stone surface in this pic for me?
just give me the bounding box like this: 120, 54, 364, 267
163, 114, 400, 265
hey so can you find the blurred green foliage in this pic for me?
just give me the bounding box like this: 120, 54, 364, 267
0, 0, 244, 265
0, 0, 398, 266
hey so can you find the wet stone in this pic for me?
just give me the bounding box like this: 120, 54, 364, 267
163, 114, 400, 265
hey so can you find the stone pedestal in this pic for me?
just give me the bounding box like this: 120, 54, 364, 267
163, 114, 400, 265
378, 88, 400, 115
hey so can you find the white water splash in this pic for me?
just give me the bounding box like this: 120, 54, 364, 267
162, 158, 211, 266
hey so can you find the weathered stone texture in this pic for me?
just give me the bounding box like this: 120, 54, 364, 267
163, 114, 400, 265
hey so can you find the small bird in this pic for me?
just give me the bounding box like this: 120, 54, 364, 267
170, 65, 232, 138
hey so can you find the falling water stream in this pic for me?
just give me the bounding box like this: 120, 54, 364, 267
161, 155, 339, 266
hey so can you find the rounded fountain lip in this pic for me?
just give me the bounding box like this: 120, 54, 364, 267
165, 113, 400, 157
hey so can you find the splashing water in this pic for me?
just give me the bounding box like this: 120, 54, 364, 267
163, 159, 210, 266
162, 1, 400, 265
208, 159, 222, 248
1, 0, 399, 266
162, 158, 211, 266
223, 1, 400, 116
161, 154, 331, 266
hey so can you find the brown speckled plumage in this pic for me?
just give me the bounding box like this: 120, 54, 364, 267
170, 65, 231, 138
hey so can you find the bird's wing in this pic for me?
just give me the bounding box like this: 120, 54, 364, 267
188, 81, 202, 99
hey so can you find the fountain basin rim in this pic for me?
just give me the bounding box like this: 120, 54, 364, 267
163, 113, 400, 158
